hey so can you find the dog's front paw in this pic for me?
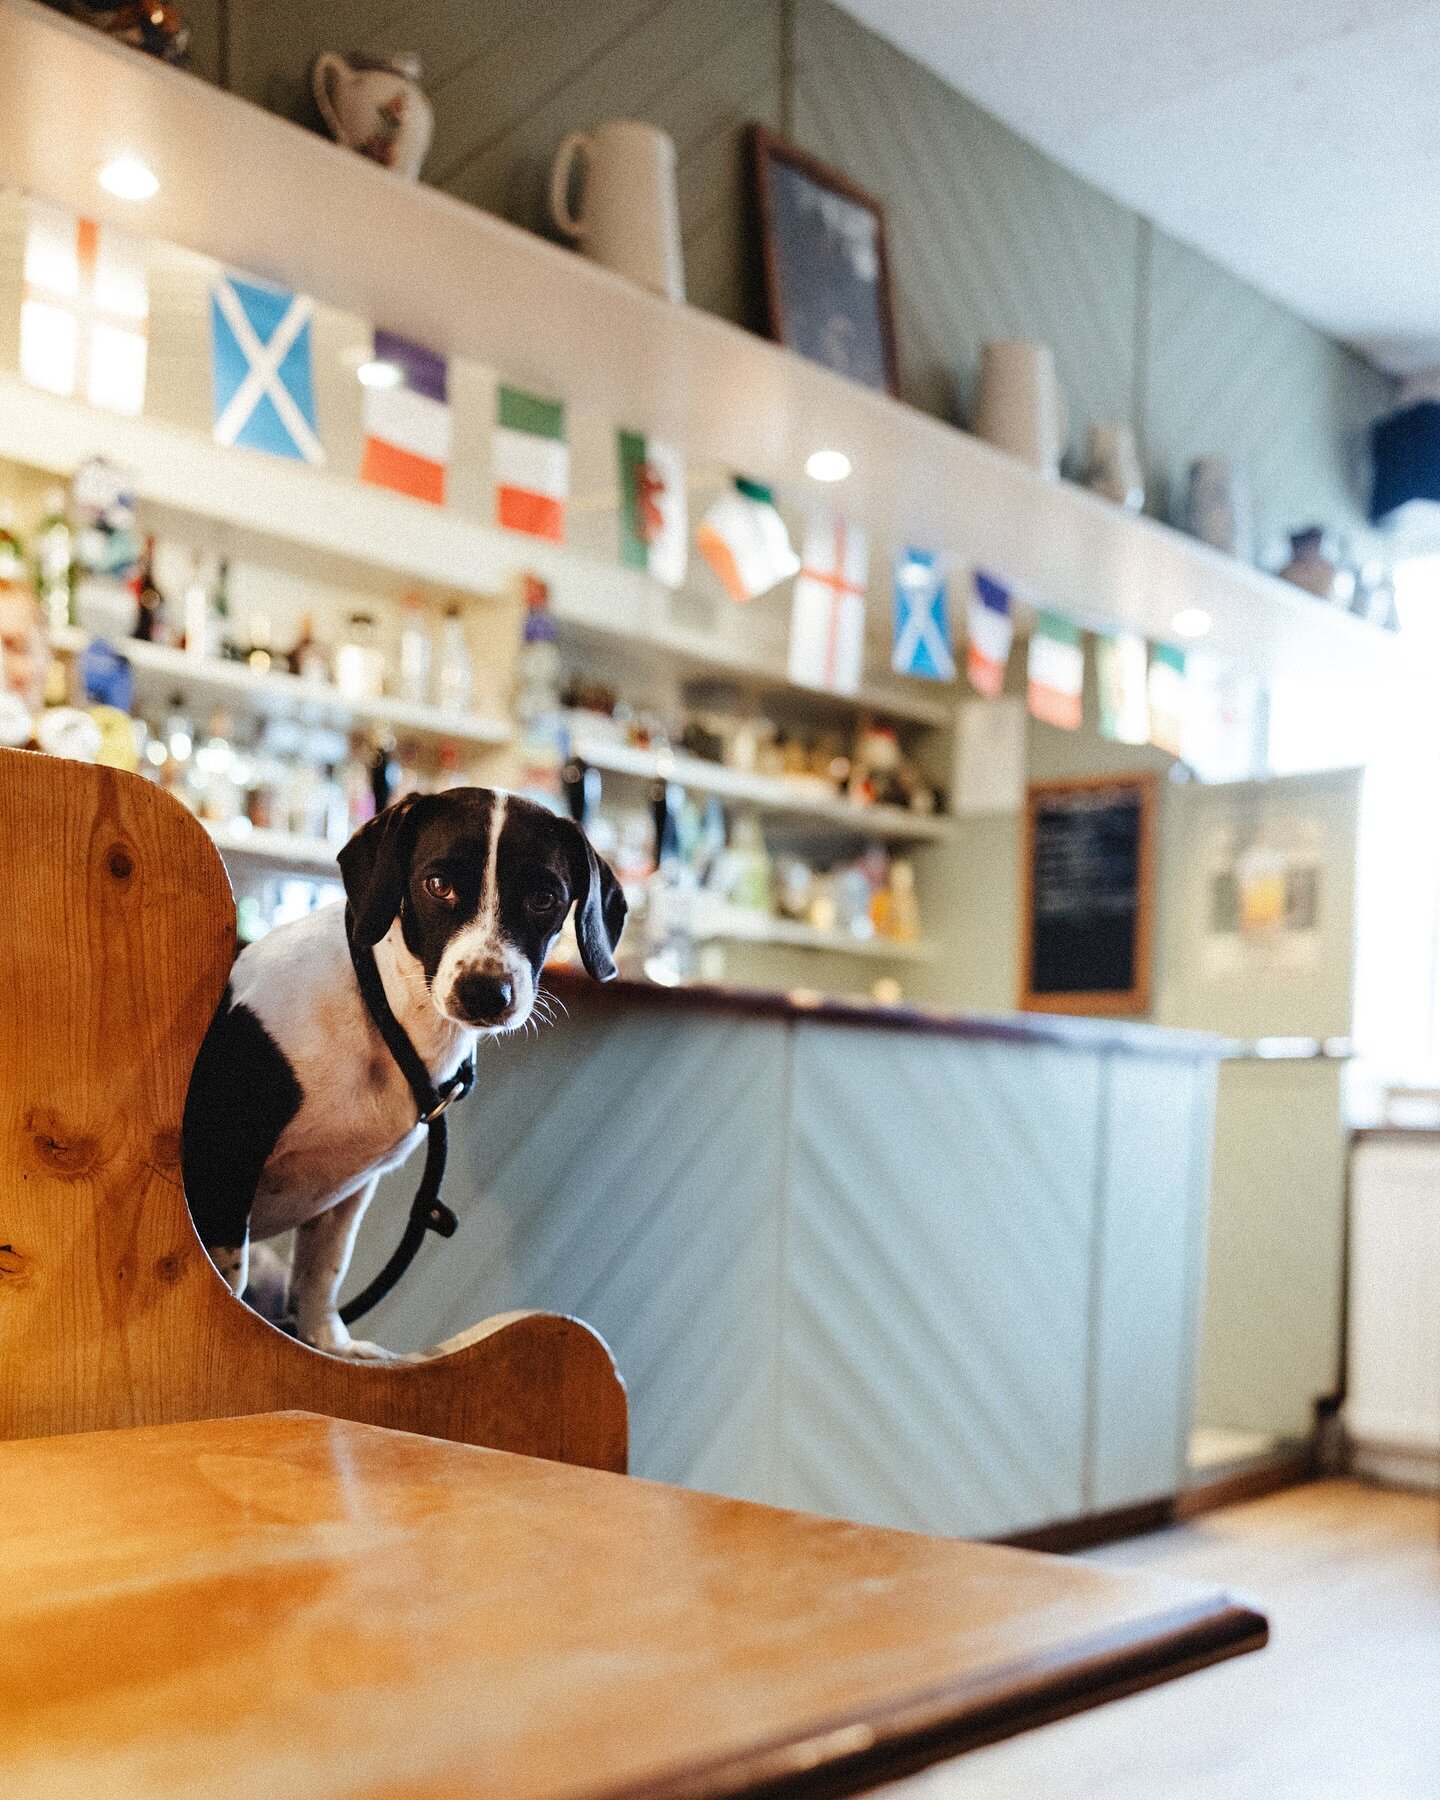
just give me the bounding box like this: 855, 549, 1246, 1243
298, 1316, 396, 1361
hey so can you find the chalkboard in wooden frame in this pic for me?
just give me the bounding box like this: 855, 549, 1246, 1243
1019, 774, 1158, 1017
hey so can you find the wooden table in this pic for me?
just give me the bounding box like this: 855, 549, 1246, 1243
0, 1413, 1265, 1799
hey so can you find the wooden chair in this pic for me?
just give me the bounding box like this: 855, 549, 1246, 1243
0, 748, 626, 1470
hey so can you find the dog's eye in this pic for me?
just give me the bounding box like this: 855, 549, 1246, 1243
423, 875, 457, 904
524, 884, 563, 917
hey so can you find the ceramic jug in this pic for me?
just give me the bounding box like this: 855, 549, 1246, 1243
311, 52, 433, 181
973, 341, 1068, 478
1182, 457, 1252, 561
549, 120, 685, 302
1084, 423, 1144, 511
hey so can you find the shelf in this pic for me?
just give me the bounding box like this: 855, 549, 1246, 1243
0, 0, 1401, 690
52, 628, 512, 747
206, 821, 341, 874
570, 731, 954, 841
692, 898, 934, 963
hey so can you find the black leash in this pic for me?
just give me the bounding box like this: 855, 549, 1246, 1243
339, 905, 475, 1326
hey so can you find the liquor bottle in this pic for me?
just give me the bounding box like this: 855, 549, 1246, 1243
397, 590, 431, 706
181, 553, 212, 658
435, 603, 473, 714
35, 488, 73, 636
131, 536, 166, 642
213, 558, 237, 660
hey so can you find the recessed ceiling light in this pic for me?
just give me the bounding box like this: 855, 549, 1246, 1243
805, 448, 852, 483
1172, 606, 1212, 640
356, 359, 403, 389
98, 155, 159, 201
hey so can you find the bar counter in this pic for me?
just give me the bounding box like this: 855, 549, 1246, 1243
367, 973, 1226, 1541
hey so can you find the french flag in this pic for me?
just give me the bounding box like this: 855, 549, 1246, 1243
359, 329, 451, 505
967, 569, 1014, 697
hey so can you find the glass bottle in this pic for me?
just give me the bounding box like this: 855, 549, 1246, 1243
131, 535, 165, 643
397, 590, 431, 706
335, 612, 385, 700
35, 488, 73, 636
181, 553, 213, 658
435, 603, 473, 714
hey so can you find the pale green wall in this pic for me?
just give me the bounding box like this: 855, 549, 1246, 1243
167, 0, 1393, 560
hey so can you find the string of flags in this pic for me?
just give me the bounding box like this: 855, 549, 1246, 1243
12, 195, 1257, 776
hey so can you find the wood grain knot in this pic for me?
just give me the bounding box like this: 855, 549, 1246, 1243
150, 1128, 181, 1171
24, 1109, 100, 1178
107, 844, 135, 881
0, 1244, 30, 1285
153, 1249, 189, 1285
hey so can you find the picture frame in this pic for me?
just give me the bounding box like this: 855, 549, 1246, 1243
749, 125, 901, 398
1018, 774, 1158, 1018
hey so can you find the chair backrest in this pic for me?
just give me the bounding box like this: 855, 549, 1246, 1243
0, 749, 625, 1469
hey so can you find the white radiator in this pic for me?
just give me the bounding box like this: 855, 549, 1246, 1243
1346, 1135, 1440, 1489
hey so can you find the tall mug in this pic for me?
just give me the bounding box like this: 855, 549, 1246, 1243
549, 120, 686, 302
973, 341, 1068, 478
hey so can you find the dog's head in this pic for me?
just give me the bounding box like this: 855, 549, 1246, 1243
338, 788, 627, 1033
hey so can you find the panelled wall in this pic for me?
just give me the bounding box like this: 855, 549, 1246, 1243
170, 0, 1393, 559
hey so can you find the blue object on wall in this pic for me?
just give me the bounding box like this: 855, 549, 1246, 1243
1370, 400, 1440, 523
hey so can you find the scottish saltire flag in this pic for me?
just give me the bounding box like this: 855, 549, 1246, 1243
210, 273, 322, 463
789, 511, 868, 695
696, 477, 798, 602
1095, 631, 1150, 744
495, 386, 568, 542
1148, 642, 1188, 756
966, 570, 1013, 697
892, 547, 955, 680
1027, 609, 1084, 730
360, 330, 451, 504
617, 430, 686, 588
21, 200, 148, 416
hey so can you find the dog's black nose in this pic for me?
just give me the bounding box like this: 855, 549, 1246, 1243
456, 972, 514, 1023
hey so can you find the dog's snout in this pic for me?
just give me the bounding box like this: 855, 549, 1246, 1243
455, 971, 514, 1023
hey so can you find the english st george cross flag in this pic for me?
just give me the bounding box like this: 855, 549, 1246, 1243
892, 547, 955, 680
789, 510, 868, 695
210, 273, 323, 463
617, 430, 687, 589
966, 570, 1014, 697
1027, 609, 1084, 730
495, 386, 568, 542
20, 200, 148, 416
360, 330, 451, 505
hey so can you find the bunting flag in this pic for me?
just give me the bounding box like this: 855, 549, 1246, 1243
696, 477, 798, 601
788, 511, 868, 694
966, 570, 1014, 697
1183, 656, 1260, 781
1027, 610, 1084, 729
494, 386, 568, 542
1095, 631, 1150, 745
20, 201, 148, 416
617, 430, 687, 589
892, 547, 955, 680
359, 329, 451, 504
1148, 642, 1188, 756
210, 273, 322, 463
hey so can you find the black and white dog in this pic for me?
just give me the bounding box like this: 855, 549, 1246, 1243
182, 787, 626, 1358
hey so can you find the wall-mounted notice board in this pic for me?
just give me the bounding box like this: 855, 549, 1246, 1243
1020, 774, 1157, 1016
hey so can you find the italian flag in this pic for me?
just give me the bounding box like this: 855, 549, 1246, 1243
617, 430, 687, 589
696, 477, 799, 602
495, 386, 568, 542
1027, 610, 1084, 730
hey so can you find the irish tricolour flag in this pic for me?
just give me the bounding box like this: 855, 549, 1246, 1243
495, 386, 568, 543
618, 430, 687, 589
696, 477, 798, 603
1027, 610, 1084, 730
360, 329, 451, 505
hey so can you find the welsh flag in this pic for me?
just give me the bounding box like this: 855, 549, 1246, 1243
617, 430, 687, 589
20, 200, 148, 416
1148, 643, 1188, 756
1027, 610, 1084, 730
495, 386, 568, 542
966, 570, 1014, 697
1095, 631, 1150, 745
696, 477, 798, 602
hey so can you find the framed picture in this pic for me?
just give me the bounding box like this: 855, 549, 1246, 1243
1019, 774, 1158, 1018
749, 126, 900, 398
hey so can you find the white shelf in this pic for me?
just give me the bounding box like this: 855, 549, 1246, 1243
0, 0, 1400, 690
52, 627, 512, 747
570, 731, 954, 841
693, 899, 933, 963
206, 821, 340, 874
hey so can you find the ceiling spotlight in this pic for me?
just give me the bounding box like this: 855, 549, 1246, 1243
356, 359, 403, 389
805, 448, 852, 483
1172, 607, 1212, 640
98, 155, 159, 201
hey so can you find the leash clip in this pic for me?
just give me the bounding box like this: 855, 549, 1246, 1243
418, 1055, 476, 1126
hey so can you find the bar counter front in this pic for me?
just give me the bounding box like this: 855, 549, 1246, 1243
367, 972, 1226, 1542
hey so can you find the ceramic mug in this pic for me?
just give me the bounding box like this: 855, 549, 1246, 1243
549, 120, 685, 302
311, 51, 434, 181
973, 341, 1068, 477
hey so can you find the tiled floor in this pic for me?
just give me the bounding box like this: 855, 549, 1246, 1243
883, 1479, 1440, 1800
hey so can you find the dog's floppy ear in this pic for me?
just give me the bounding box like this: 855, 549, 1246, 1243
338, 793, 432, 947
561, 819, 627, 982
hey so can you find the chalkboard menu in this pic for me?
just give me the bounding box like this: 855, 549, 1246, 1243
1019, 776, 1157, 1016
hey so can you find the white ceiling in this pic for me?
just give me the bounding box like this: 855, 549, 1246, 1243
837, 0, 1440, 374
